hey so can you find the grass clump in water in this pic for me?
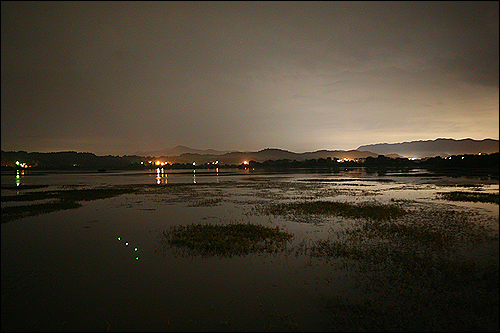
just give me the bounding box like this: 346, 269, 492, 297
263, 200, 407, 221
1, 201, 83, 223
161, 222, 293, 257
304, 207, 499, 332
187, 197, 225, 207
2, 188, 136, 203
438, 191, 499, 204
1, 187, 137, 223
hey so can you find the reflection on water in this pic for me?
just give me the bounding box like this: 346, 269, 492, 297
1, 168, 240, 189
117, 236, 139, 260
15, 170, 24, 187
1, 168, 498, 331
156, 168, 167, 185
2, 167, 487, 188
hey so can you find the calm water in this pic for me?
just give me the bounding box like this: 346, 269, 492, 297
2, 168, 498, 331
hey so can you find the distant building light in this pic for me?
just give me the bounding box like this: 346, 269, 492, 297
16, 162, 29, 168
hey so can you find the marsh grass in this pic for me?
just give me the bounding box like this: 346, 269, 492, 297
1, 201, 83, 223
1, 184, 50, 190
187, 197, 225, 207
438, 191, 499, 204
2, 187, 136, 203
322, 249, 499, 332
1, 187, 137, 223
303, 206, 499, 332
257, 186, 498, 331
146, 184, 231, 206
298, 178, 394, 183
262, 200, 407, 221
160, 222, 293, 257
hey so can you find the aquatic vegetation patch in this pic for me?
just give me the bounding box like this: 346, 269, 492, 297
160, 222, 293, 257
1, 187, 137, 222
304, 205, 499, 332
262, 200, 407, 221
53, 188, 137, 202
1, 184, 50, 190
187, 197, 224, 207
438, 191, 499, 204
2, 191, 60, 202
1, 201, 83, 223
298, 178, 394, 183
321, 247, 498, 331
148, 184, 230, 206
2, 187, 136, 203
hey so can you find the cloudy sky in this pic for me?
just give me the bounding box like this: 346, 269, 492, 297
2, 1, 498, 155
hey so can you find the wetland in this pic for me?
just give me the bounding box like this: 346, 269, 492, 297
1, 167, 498, 331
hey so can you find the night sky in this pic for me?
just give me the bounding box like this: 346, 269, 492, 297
2, 1, 498, 156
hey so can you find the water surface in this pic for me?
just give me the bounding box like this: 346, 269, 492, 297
2, 168, 498, 331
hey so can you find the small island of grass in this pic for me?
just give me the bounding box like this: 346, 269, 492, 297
438, 191, 499, 204
263, 200, 407, 221
160, 222, 293, 257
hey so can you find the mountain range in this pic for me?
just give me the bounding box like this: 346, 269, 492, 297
137, 138, 498, 165
357, 138, 499, 159
3, 138, 498, 170
134, 145, 232, 157
159, 148, 399, 165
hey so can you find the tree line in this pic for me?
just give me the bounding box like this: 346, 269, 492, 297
2, 150, 498, 176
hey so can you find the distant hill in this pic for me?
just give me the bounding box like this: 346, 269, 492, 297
134, 145, 232, 157
5, 138, 498, 170
357, 138, 499, 158
161, 148, 401, 165
1, 151, 145, 170
0, 147, 398, 169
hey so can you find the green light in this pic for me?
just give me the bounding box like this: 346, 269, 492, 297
134, 247, 138, 251
135, 257, 139, 260
117, 237, 121, 241
15, 161, 20, 166
125, 242, 129, 246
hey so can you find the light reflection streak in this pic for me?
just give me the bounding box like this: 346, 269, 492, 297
156, 168, 167, 185
117, 236, 139, 260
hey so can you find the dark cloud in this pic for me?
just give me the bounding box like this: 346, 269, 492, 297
2, 1, 498, 155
